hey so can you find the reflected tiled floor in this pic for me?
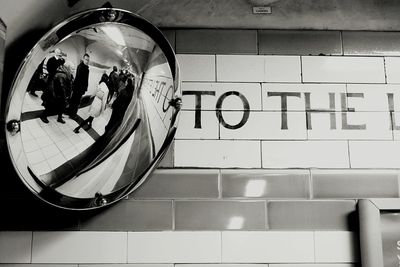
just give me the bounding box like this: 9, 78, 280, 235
21, 92, 112, 176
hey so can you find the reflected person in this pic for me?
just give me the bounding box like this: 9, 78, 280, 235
104, 77, 135, 134
67, 53, 90, 119
107, 66, 119, 104
74, 73, 109, 133
27, 58, 46, 97
46, 48, 64, 81
40, 58, 73, 123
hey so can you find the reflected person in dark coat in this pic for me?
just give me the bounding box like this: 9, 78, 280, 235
67, 53, 90, 119
107, 66, 119, 103
104, 77, 135, 134
40, 58, 73, 124
46, 48, 64, 81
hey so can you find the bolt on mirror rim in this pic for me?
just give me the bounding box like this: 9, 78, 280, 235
4, 8, 181, 210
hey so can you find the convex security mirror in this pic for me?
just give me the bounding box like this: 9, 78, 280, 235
4, 8, 181, 210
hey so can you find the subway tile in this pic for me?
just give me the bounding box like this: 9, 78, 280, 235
343, 31, 400, 56
307, 111, 392, 140
259, 30, 342, 55
267, 200, 357, 230
178, 265, 268, 267
175, 140, 261, 168
175, 110, 219, 139
265, 56, 301, 82
312, 169, 399, 198
182, 83, 216, 110
221, 169, 310, 199
79, 200, 173, 231
221, 231, 314, 263
161, 29, 175, 51
177, 54, 215, 82
392, 112, 400, 140
32, 232, 127, 263
386, 57, 400, 83
175, 200, 266, 230
176, 29, 257, 54
0, 265, 77, 267
302, 56, 385, 83
270, 265, 355, 267
219, 111, 307, 140
213, 83, 262, 111
80, 265, 171, 267
217, 55, 264, 82
315, 231, 359, 263
128, 232, 221, 263
346, 84, 400, 111
131, 169, 219, 199
182, 82, 262, 111
262, 141, 349, 168
0, 231, 31, 263
262, 83, 346, 111
349, 141, 400, 168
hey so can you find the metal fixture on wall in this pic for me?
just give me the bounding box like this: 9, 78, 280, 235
4, 8, 181, 210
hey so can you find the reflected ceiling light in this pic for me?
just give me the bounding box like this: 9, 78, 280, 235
227, 216, 244, 229
244, 179, 266, 197
101, 25, 126, 46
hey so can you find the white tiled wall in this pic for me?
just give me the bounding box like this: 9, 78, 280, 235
219, 111, 307, 140
385, 57, 400, 83
0, 232, 31, 263
176, 111, 219, 139
302, 56, 385, 83
217, 55, 265, 82
175, 140, 261, 168
31, 232, 127, 263
261, 141, 349, 168
182, 83, 262, 111
176, 53, 400, 169
314, 232, 359, 263
127, 232, 221, 263
177, 55, 216, 81
262, 83, 346, 111
0, 231, 356, 264
265, 56, 301, 82
221, 231, 314, 263
349, 141, 400, 168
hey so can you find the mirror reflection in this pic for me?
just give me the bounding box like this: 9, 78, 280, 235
5, 9, 180, 209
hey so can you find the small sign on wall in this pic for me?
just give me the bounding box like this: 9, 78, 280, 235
252, 6, 272, 14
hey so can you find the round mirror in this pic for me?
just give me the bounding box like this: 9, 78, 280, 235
4, 8, 181, 210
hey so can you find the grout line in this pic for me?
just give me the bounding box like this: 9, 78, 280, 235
309, 168, 313, 199
30, 231, 34, 263
300, 55, 304, 84
215, 54, 217, 82
126, 231, 129, 263
398, 173, 400, 198
218, 169, 222, 199
260, 82, 264, 111
340, 31, 344, 56
172, 199, 176, 230
260, 140, 263, 168
313, 231, 317, 263
347, 140, 352, 169
220, 231, 223, 263
383, 56, 388, 84
265, 199, 269, 230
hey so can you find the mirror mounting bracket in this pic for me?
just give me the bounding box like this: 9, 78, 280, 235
6, 120, 20, 136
